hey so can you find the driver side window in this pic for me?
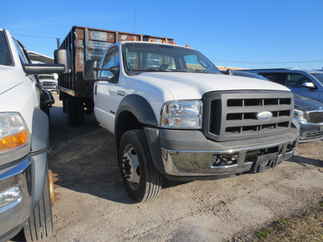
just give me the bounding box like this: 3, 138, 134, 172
102, 47, 119, 70
286, 73, 312, 87
99, 47, 120, 81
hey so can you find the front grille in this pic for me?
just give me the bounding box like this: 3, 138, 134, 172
203, 90, 293, 141
307, 111, 323, 123
304, 131, 323, 138
42, 81, 56, 86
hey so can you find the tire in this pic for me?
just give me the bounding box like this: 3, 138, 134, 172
119, 129, 163, 202
67, 97, 84, 126
24, 172, 54, 242
62, 98, 67, 113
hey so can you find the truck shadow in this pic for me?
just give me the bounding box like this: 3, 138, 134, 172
288, 155, 323, 168
48, 106, 137, 204
48, 104, 186, 205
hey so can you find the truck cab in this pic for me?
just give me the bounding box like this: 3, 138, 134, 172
0, 29, 64, 241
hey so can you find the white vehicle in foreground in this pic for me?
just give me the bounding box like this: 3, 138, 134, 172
0, 29, 64, 241
56, 41, 298, 202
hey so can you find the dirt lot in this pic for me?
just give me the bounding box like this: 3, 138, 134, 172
251, 203, 323, 242
45, 97, 323, 242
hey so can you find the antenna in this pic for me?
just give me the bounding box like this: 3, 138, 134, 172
133, 8, 137, 32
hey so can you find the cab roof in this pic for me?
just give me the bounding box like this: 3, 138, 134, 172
118, 40, 185, 48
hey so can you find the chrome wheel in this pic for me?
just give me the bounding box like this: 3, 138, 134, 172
121, 144, 141, 189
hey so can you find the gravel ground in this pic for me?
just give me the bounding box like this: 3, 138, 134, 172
238, 201, 323, 242
44, 96, 323, 242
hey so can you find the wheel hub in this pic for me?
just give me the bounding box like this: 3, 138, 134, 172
121, 145, 141, 189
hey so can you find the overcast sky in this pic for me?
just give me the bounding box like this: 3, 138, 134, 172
2, 0, 323, 69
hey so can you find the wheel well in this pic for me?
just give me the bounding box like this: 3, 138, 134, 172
116, 111, 142, 148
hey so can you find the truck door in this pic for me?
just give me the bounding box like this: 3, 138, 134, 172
94, 46, 124, 133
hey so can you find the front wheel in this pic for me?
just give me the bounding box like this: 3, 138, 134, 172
119, 129, 163, 202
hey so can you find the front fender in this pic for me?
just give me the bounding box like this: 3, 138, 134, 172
115, 95, 160, 170
115, 94, 158, 129
30, 108, 49, 205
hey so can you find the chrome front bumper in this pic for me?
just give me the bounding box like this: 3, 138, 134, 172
0, 158, 32, 238
161, 146, 295, 177
298, 121, 323, 143
145, 128, 298, 179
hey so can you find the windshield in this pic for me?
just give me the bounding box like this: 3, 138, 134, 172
122, 43, 220, 74
0, 31, 13, 66
311, 73, 323, 85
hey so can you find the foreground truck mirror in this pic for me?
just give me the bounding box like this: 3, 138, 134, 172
23, 64, 65, 75
54, 49, 68, 73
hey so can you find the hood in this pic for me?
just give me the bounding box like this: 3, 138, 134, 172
0, 66, 23, 95
130, 72, 290, 99
294, 94, 323, 111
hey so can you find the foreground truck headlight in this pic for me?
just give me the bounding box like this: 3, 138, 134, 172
160, 100, 203, 129
0, 113, 29, 153
294, 109, 307, 123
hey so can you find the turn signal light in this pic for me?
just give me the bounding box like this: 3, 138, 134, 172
0, 130, 29, 151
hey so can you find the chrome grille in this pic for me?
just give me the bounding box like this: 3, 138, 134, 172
307, 111, 323, 124
42, 81, 56, 86
203, 91, 294, 141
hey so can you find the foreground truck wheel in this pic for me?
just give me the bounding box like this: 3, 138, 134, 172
119, 130, 163, 202
24, 172, 53, 241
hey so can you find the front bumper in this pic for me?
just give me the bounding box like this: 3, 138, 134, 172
0, 158, 32, 239
145, 128, 298, 178
298, 121, 323, 143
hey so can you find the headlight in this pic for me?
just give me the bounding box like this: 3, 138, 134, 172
294, 109, 307, 123
0, 113, 29, 153
160, 100, 203, 129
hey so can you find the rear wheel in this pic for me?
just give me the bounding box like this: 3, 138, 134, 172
119, 129, 163, 202
66, 97, 84, 125
24, 171, 53, 242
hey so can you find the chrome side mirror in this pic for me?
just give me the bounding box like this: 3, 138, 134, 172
302, 82, 316, 89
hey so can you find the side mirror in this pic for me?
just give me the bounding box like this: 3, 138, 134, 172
302, 82, 316, 89
23, 64, 65, 75
54, 49, 68, 73
84, 60, 100, 81
102, 66, 120, 83
100, 70, 115, 81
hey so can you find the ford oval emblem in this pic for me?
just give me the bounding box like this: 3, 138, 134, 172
257, 111, 273, 121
